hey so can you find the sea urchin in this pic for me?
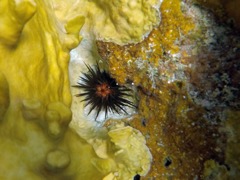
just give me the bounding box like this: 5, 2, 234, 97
73, 63, 135, 120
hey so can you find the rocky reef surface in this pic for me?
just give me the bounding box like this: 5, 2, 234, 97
96, 0, 240, 179
0, 0, 157, 179
0, 0, 240, 179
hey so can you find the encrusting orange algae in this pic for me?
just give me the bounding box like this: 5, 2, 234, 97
97, 0, 229, 179
98, 0, 194, 86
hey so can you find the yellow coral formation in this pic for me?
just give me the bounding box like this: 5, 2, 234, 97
0, 0, 152, 179
0, 0, 83, 107
70, 119, 152, 179
53, 0, 161, 45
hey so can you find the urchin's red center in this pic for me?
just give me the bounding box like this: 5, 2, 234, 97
96, 82, 112, 98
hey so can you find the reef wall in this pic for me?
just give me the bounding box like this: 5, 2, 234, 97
97, 0, 240, 179
0, 0, 240, 179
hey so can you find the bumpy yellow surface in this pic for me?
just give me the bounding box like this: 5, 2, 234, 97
52, 0, 161, 45
0, 0, 152, 179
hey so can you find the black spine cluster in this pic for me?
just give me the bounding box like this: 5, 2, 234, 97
73, 63, 135, 120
